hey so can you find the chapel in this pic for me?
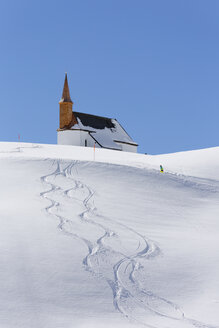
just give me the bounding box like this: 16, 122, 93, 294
57, 74, 138, 153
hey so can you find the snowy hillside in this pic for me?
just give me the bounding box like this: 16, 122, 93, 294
0, 142, 219, 328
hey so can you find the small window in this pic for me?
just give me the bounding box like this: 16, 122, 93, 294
85, 140, 87, 147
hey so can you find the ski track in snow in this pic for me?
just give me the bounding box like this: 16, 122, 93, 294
0, 144, 42, 154
39, 159, 218, 328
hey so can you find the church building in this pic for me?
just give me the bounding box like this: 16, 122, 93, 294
57, 74, 138, 153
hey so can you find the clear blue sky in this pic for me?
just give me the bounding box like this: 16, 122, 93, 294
0, 0, 219, 154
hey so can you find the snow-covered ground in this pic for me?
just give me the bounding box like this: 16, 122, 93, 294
0, 142, 219, 328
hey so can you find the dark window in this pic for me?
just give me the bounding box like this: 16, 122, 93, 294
85, 140, 87, 147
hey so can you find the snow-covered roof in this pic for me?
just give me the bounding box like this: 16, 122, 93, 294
69, 112, 138, 150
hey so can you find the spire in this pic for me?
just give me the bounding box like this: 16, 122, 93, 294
60, 73, 73, 103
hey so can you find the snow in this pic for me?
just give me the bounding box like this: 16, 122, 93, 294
71, 118, 137, 150
0, 142, 219, 328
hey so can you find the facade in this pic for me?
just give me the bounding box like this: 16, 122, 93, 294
57, 74, 138, 153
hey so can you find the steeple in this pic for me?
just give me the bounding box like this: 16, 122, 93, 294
59, 73, 77, 129
60, 73, 73, 103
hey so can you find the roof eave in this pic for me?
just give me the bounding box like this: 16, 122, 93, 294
114, 140, 138, 147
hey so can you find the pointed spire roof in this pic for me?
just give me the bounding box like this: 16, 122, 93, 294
60, 73, 73, 103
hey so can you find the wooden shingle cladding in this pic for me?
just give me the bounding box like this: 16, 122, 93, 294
59, 73, 73, 103
59, 73, 77, 129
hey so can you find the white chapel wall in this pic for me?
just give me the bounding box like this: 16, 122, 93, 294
58, 130, 81, 146
57, 130, 101, 148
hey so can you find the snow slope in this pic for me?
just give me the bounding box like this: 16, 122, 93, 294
0, 142, 219, 328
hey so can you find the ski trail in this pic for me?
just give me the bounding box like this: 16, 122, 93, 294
57, 162, 166, 322
40, 160, 218, 328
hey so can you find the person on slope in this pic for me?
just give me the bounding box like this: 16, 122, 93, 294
160, 165, 164, 173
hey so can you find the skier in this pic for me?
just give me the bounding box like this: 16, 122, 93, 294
160, 165, 164, 173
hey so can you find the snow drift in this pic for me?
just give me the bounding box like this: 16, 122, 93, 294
0, 142, 219, 328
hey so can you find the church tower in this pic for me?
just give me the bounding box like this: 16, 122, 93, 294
59, 73, 77, 129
